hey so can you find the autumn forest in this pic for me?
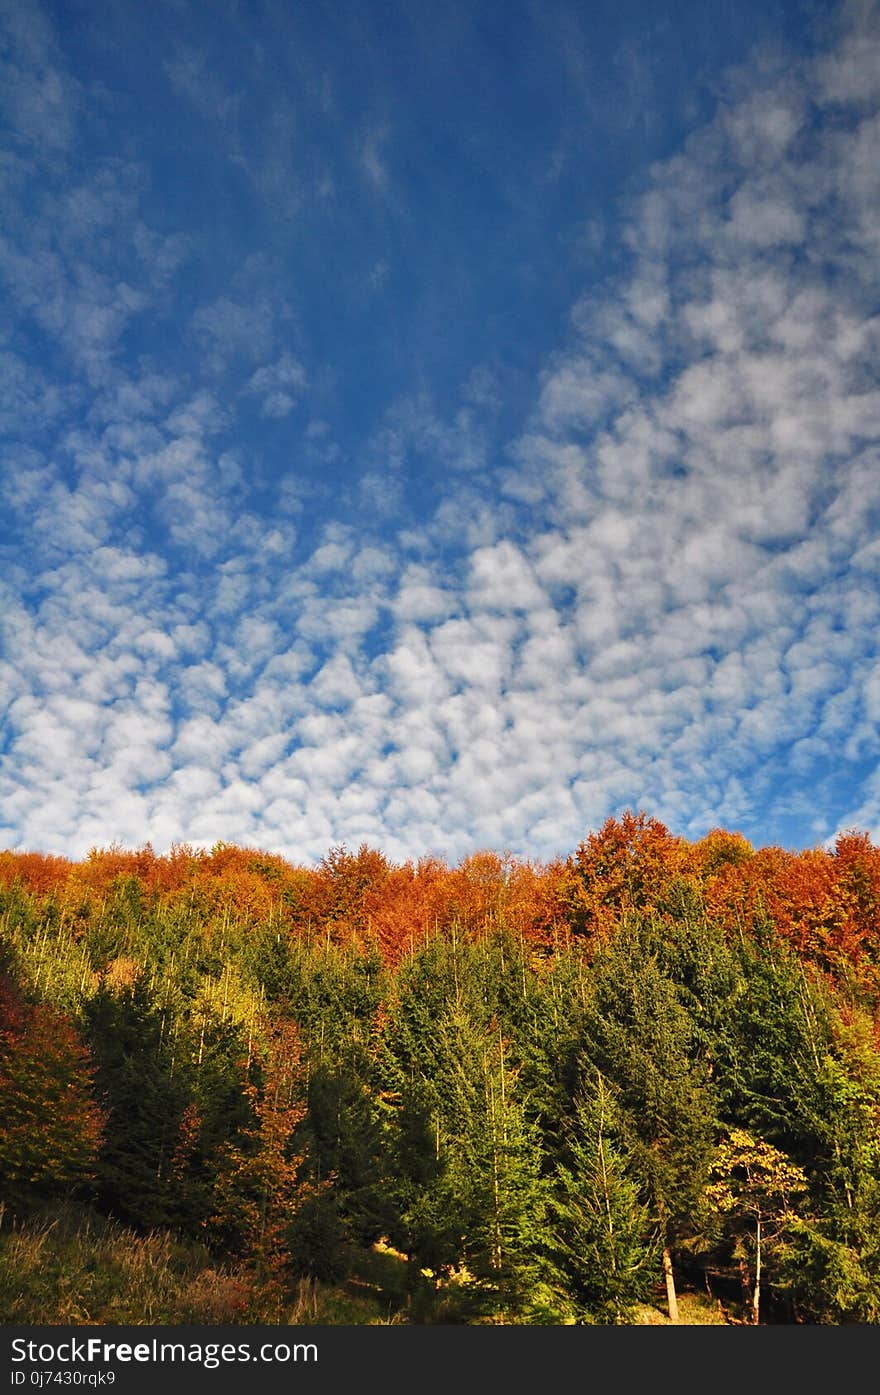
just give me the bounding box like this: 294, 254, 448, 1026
2, 812, 880, 1326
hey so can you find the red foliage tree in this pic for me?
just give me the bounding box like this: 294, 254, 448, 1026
0, 851, 74, 897
0, 970, 104, 1201
567, 810, 687, 936
209, 1019, 319, 1301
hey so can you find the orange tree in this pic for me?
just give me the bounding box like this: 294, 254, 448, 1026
0, 963, 104, 1206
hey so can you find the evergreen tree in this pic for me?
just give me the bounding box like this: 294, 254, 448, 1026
577, 922, 716, 1320
84, 977, 187, 1229
300, 1049, 392, 1247
380, 985, 548, 1318
773, 1017, 880, 1322
168, 1013, 256, 1235
711, 923, 833, 1158
548, 1074, 657, 1323
416, 1009, 549, 1319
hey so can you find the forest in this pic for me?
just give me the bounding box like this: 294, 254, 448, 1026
1, 811, 879, 1326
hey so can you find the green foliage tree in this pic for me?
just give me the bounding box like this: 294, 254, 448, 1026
84, 977, 187, 1229
710, 923, 833, 1157
300, 1052, 391, 1248
425, 1011, 548, 1319
380, 975, 548, 1318
548, 1073, 657, 1323
167, 1015, 256, 1235
772, 1017, 880, 1322
577, 922, 716, 1321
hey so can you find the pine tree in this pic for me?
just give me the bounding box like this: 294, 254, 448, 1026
711, 923, 833, 1156
548, 1074, 657, 1322
773, 1016, 880, 1322
379, 972, 549, 1319
577, 922, 716, 1321
301, 1051, 391, 1247
83, 977, 187, 1228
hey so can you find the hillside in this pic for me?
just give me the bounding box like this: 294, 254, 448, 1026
2, 813, 879, 1325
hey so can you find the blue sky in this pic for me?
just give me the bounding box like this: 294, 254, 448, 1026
2, 0, 879, 864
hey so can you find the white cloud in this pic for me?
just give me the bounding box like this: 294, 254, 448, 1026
360, 126, 390, 191
468, 542, 545, 613
3, 1, 880, 864
0, 0, 79, 150
246, 353, 307, 419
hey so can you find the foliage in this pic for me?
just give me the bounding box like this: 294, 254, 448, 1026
548, 1074, 658, 1322
707, 1129, 808, 1323
0, 967, 104, 1205
209, 1019, 318, 1306
2, 813, 880, 1323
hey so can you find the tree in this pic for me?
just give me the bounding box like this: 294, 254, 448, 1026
707, 1129, 807, 1323
299, 1048, 392, 1250
210, 1019, 319, 1302
84, 977, 187, 1229
429, 1011, 548, 1319
710, 924, 833, 1160
548, 1074, 657, 1323
577, 923, 716, 1321
567, 811, 686, 937
772, 1016, 880, 1322
0, 967, 104, 1205
380, 986, 548, 1319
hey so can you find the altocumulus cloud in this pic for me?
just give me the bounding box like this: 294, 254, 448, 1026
1, 0, 879, 862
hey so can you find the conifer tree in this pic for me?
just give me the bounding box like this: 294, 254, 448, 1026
548, 1074, 657, 1322
84, 977, 187, 1228
773, 1019, 880, 1322
380, 986, 548, 1317
301, 1049, 391, 1247
711, 923, 833, 1156
577, 923, 716, 1321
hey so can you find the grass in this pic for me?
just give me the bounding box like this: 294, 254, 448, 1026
0, 1206, 418, 1326
0, 1203, 257, 1324
632, 1292, 729, 1325
0, 1205, 731, 1326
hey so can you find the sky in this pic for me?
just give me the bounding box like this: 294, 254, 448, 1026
1, 0, 880, 866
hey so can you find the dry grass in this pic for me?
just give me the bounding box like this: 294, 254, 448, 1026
0, 1204, 257, 1324
0, 1205, 731, 1326
0, 1205, 413, 1326
631, 1293, 730, 1325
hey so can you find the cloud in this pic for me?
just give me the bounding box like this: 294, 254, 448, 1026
2, 1, 880, 862
0, 0, 79, 150
165, 49, 241, 123
360, 126, 390, 191
245, 353, 307, 418
190, 296, 276, 374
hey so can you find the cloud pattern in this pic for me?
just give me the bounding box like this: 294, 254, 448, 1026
2, 0, 880, 862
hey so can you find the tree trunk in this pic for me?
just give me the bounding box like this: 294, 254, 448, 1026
751, 1216, 762, 1325
662, 1245, 679, 1323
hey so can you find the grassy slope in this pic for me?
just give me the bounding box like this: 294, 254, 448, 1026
0, 1203, 729, 1326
